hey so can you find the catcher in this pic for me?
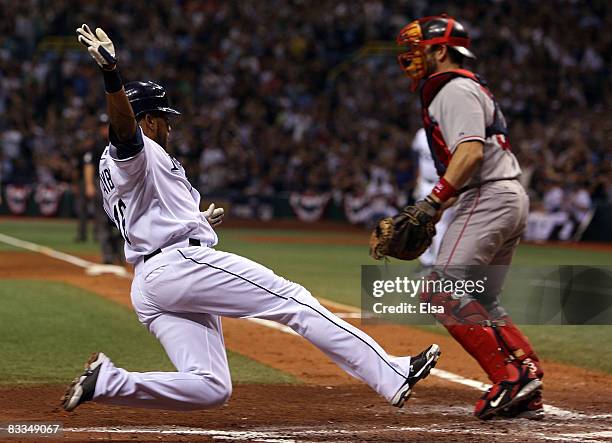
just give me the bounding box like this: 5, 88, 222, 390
370, 14, 544, 420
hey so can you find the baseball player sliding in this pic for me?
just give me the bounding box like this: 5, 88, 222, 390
62, 25, 441, 412
370, 15, 544, 420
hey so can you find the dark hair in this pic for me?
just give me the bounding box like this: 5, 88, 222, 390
447, 47, 465, 66
429, 44, 465, 67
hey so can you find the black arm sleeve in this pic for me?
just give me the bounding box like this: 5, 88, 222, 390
108, 125, 144, 160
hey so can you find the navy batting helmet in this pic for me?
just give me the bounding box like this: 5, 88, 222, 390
124, 81, 181, 120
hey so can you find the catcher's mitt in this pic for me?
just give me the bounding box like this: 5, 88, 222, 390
369, 198, 438, 261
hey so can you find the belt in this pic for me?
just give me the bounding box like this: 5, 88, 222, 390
144, 238, 201, 263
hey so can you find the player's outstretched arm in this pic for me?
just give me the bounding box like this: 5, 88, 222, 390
76, 24, 137, 144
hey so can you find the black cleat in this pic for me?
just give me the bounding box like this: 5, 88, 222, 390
61, 352, 107, 411
499, 388, 545, 420
474, 363, 543, 420
391, 344, 441, 407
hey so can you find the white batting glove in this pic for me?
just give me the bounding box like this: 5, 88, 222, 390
202, 203, 225, 227
76, 24, 117, 68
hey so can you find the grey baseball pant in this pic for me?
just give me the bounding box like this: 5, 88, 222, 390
434, 179, 529, 318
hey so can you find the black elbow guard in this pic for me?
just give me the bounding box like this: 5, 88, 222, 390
109, 126, 144, 160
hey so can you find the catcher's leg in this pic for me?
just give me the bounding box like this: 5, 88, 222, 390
420, 273, 512, 383
495, 315, 544, 379
419, 273, 543, 419
482, 232, 544, 379
479, 288, 544, 380
477, 187, 543, 419
428, 184, 537, 383
432, 182, 542, 418
428, 189, 510, 383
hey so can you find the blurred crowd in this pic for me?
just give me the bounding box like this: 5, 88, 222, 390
1, 0, 611, 224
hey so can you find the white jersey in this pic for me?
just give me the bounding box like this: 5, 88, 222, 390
411, 128, 438, 200
99, 127, 217, 264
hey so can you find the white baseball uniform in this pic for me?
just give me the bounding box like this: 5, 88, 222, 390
96, 127, 412, 409
411, 128, 454, 267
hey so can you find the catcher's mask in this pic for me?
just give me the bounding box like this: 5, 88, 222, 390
396, 14, 475, 91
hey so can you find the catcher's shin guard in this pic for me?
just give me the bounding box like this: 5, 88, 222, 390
446, 324, 511, 384
495, 316, 544, 379
420, 278, 511, 383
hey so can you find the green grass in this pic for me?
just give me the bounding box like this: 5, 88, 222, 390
0, 280, 298, 385
0, 218, 611, 374
520, 325, 612, 372
0, 220, 98, 253
513, 244, 612, 266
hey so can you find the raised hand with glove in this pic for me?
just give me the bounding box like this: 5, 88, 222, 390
202, 203, 225, 227
75, 23, 137, 148
76, 24, 117, 69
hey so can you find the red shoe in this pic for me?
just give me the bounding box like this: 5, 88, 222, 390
474, 364, 542, 420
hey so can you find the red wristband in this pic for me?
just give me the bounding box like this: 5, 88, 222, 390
431, 177, 458, 202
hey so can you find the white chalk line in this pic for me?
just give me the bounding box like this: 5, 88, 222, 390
1, 232, 610, 424
0, 233, 95, 268
0, 233, 130, 277
63, 426, 295, 442
60, 426, 612, 443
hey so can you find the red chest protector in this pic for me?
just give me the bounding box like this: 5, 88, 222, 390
420, 69, 510, 176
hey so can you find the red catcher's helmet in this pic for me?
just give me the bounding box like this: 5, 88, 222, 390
397, 14, 476, 91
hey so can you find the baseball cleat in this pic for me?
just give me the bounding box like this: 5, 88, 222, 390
499, 388, 545, 420
62, 352, 107, 411
474, 363, 543, 420
391, 344, 441, 408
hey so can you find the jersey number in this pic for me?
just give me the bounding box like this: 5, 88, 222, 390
113, 199, 131, 245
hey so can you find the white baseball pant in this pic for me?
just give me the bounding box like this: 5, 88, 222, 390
92, 244, 412, 409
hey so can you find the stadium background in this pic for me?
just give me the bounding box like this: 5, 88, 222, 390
1, 0, 610, 240
0, 1, 611, 441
